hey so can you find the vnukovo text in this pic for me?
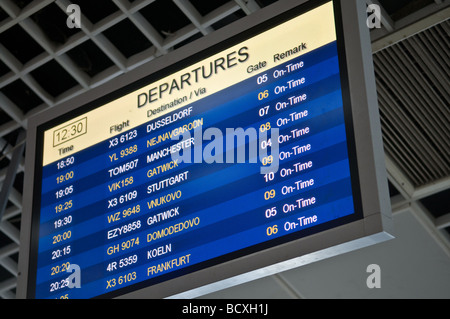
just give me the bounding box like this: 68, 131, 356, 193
146, 123, 280, 175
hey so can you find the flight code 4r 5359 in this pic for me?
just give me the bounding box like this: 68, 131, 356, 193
106, 254, 138, 272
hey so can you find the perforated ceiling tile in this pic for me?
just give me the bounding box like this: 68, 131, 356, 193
0, 25, 44, 64
0, 79, 43, 114
139, 0, 191, 38
66, 39, 115, 77
10, 0, 34, 10
211, 9, 246, 31
70, 0, 119, 24
190, 0, 231, 16
421, 189, 450, 219
0, 110, 12, 126
0, 7, 9, 22
30, 2, 81, 45
379, 0, 436, 20
30, 60, 78, 97
102, 18, 152, 58
0, 60, 10, 78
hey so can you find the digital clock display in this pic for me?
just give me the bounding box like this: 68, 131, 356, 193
52, 118, 87, 147
22, 0, 377, 299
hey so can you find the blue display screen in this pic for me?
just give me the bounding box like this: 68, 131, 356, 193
28, 0, 362, 299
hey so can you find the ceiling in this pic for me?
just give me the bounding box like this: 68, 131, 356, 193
0, 0, 449, 299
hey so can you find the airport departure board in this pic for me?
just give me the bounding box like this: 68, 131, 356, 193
26, 0, 366, 298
